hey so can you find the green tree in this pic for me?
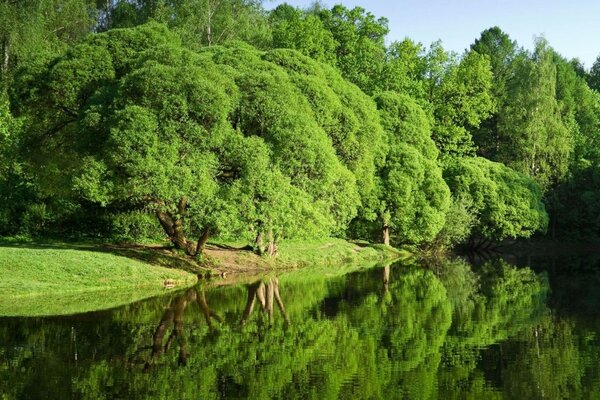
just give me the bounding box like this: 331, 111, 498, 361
470, 26, 518, 159
270, 3, 336, 64
588, 54, 600, 92
426, 42, 495, 158
101, 0, 271, 48
380, 38, 428, 102
497, 39, 573, 190
317, 4, 389, 94
374, 91, 450, 245
443, 157, 548, 240
0, 0, 96, 86
13, 23, 383, 254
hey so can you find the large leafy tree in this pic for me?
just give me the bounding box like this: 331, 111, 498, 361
425, 42, 495, 158
443, 157, 548, 240
374, 91, 450, 245
12, 23, 387, 255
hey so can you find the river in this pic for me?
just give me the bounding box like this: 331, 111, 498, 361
2, 252, 600, 399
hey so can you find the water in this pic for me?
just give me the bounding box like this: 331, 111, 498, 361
2, 253, 600, 399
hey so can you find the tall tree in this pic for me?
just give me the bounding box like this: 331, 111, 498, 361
270, 3, 336, 64
12, 23, 388, 254
374, 92, 450, 245
101, 0, 271, 48
588, 54, 600, 92
497, 39, 573, 191
426, 42, 494, 158
380, 38, 428, 102
470, 26, 518, 159
443, 157, 548, 241
0, 0, 96, 86
317, 5, 389, 94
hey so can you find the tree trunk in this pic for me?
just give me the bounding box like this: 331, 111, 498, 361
273, 279, 290, 325
241, 282, 260, 325
195, 228, 210, 256
382, 224, 390, 246
254, 230, 264, 255
266, 229, 278, 257
383, 265, 390, 294
155, 198, 199, 257
2, 36, 9, 79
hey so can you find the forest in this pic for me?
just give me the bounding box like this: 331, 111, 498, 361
2, 0, 600, 258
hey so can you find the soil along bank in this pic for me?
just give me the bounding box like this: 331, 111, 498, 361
201, 239, 405, 275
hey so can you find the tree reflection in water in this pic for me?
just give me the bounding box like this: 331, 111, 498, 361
134, 277, 290, 370
241, 278, 289, 326
133, 286, 223, 369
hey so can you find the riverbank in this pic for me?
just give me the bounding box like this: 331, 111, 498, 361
0, 238, 404, 315
203, 238, 405, 274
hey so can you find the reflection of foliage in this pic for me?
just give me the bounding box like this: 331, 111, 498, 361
499, 317, 582, 400
438, 258, 550, 399
3, 258, 595, 400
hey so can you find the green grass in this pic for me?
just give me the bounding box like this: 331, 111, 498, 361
276, 238, 407, 268
0, 237, 405, 315
0, 244, 197, 316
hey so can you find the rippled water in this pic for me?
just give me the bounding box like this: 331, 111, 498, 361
2, 253, 600, 399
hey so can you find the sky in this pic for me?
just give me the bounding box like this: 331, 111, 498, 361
264, 0, 600, 68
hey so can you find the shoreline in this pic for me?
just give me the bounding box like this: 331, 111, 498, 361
0, 238, 404, 316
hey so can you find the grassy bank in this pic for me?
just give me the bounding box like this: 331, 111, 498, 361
0, 238, 403, 316
0, 244, 197, 316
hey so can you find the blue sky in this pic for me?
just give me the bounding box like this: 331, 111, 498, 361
265, 0, 600, 68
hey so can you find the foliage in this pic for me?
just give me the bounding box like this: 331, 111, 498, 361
12, 23, 389, 253
270, 4, 336, 64
428, 43, 495, 158
373, 91, 450, 244
497, 40, 573, 190
443, 157, 548, 240
2, 2, 599, 247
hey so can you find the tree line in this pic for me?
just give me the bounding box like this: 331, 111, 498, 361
1, 0, 600, 256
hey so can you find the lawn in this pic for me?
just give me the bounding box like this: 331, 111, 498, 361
0, 244, 197, 316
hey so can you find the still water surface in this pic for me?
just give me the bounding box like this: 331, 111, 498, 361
2, 253, 600, 399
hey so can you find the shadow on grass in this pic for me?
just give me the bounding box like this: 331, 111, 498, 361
0, 239, 206, 275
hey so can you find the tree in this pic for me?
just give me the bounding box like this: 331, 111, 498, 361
443, 157, 548, 241
0, 91, 28, 235
496, 39, 573, 191
262, 48, 386, 227
380, 38, 428, 102
470, 26, 518, 159
101, 0, 271, 49
13, 23, 384, 255
588, 54, 600, 92
270, 3, 336, 64
317, 4, 389, 94
374, 91, 450, 245
0, 0, 96, 86
426, 42, 495, 158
